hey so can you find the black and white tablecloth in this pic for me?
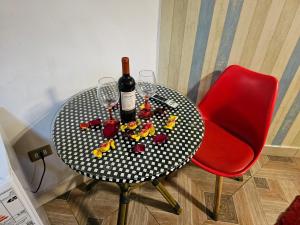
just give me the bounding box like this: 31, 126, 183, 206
52, 85, 204, 183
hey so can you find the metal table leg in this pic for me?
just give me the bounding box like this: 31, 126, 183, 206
83, 180, 99, 192
116, 180, 181, 225
151, 179, 182, 215
117, 184, 130, 225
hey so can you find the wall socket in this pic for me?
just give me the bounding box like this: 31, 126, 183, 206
28, 144, 53, 162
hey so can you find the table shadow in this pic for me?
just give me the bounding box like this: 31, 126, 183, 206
167, 179, 214, 218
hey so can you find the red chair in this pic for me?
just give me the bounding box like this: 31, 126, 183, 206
192, 65, 278, 220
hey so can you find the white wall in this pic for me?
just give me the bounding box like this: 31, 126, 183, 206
0, 0, 159, 198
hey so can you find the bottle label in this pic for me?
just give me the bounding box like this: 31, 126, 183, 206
121, 91, 136, 111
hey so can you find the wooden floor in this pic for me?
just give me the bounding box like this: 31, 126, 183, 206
43, 155, 300, 225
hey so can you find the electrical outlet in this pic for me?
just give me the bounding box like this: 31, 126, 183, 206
28, 144, 52, 162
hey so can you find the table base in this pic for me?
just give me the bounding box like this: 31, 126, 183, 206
117, 179, 182, 225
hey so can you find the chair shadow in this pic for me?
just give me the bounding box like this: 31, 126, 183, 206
186, 70, 220, 104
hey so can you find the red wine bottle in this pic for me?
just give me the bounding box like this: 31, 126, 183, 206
118, 57, 136, 123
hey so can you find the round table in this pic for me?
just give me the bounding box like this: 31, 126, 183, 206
52, 85, 204, 225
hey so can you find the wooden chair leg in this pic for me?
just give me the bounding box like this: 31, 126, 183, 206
213, 175, 223, 220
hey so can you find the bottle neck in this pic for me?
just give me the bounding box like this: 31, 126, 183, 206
122, 57, 130, 75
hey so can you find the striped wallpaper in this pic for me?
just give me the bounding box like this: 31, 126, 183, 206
158, 0, 300, 148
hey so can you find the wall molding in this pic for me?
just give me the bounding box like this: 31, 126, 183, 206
262, 145, 300, 158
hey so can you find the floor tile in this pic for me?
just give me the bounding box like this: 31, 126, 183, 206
204, 192, 238, 224
254, 177, 269, 189
43, 155, 300, 225
86, 217, 103, 225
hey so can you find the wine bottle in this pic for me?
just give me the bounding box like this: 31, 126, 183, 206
118, 57, 136, 123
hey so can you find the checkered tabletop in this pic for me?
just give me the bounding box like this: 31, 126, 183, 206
52, 85, 204, 184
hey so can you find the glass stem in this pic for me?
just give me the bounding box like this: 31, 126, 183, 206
109, 107, 113, 120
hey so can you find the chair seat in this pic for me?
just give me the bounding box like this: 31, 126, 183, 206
193, 119, 254, 175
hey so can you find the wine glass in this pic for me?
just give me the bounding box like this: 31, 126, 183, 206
136, 70, 157, 118
97, 77, 119, 125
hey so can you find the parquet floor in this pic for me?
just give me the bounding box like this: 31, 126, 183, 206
43, 155, 300, 225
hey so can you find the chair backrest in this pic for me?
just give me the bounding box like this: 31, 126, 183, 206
199, 65, 278, 153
